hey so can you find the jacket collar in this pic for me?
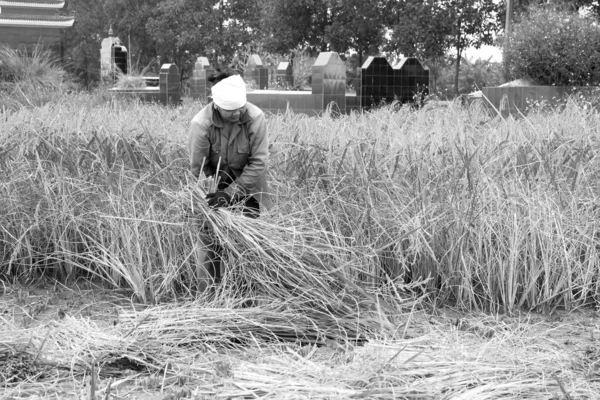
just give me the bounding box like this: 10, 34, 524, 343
210, 102, 251, 128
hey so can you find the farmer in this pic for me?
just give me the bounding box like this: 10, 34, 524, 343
187, 69, 270, 289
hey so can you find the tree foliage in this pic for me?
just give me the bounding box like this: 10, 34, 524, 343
387, 1, 450, 62
458, 55, 503, 93
258, 0, 330, 54
387, 0, 499, 95
445, 0, 499, 96
503, 5, 600, 86
62, 0, 109, 87
56, 0, 513, 92
103, 0, 161, 73
386, 1, 452, 93
325, 0, 388, 67
145, 0, 262, 76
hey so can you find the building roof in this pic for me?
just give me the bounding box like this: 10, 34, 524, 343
0, 13, 74, 27
0, 0, 65, 8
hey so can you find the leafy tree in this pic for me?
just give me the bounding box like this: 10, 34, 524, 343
386, 0, 499, 96
145, 0, 262, 77
211, 0, 263, 64
499, 0, 599, 36
325, 0, 388, 67
386, 0, 453, 93
103, 0, 162, 73
144, 0, 201, 74
515, 0, 597, 13
503, 6, 600, 85
458, 55, 503, 92
258, 0, 330, 54
62, 0, 109, 88
445, 0, 499, 96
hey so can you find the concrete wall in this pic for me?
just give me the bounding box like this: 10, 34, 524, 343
482, 86, 600, 117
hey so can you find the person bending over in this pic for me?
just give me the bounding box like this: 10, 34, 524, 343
187, 69, 270, 288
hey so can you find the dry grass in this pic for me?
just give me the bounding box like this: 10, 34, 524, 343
2, 92, 600, 397
1, 285, 599, 399
0, 43, 71, 109
2, 95, 600, 311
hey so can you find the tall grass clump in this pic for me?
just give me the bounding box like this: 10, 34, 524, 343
0, 43, 69, 109
113, 62, 155, 89
0, 96, 404, 342
266, 101, 600, 313
1, 93, 600, 325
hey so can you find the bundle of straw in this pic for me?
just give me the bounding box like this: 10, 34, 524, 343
170, 185, 417, 344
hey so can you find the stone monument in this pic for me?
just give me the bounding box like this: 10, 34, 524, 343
100, 26, 128, 81
190, 57, 214, 101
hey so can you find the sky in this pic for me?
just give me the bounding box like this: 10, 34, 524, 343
464, 44, 503, 63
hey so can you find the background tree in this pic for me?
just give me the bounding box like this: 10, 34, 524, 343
103, 0, 161, 73
386, 0, 453, 93
62, 0, 109, 88
325, 0, 388, 68
145, 0, 262, 78
458, 55, 503, 92
211, 0, 263, 64
258, 0, 330, 55
445, 0, 499, 96
144, 0, 203, 75
503, 5, 600, 85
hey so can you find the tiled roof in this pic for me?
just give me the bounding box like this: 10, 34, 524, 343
0, 13, 73, 27
0, 1, 65, 8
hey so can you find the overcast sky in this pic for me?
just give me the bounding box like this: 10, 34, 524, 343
464, 44, 503, 62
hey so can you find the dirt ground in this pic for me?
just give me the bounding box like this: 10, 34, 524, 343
1, 280, 599, 399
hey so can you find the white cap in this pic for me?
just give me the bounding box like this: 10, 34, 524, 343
211, 75, 247, 110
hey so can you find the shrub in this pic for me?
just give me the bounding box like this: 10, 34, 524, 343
0, 43, 71, 108
502, 6, 600, 86
114, 62, 155, 89
0, 43, 67, 90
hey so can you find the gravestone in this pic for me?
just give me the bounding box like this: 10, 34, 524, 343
276, 61, 293, 87
159, 64, 181, 105
312, 52, 346, 114
246, 51, 430, 116
100, 26, 128, 81
392, 57, 429, 105
190, 57, 214, 101
113, 44, 128, 75
245, 54, 268, 90
359, 56, 429, 109
359, 57, 394, 108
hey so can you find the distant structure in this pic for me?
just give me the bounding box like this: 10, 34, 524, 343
100, 26, 128, 81
276, 61, 293, 87
357, 56, 430, 108
189, 52, 429, 116
109, 63, 181, 106
0, 0, 74, 55
190, 56, 214, 101
247, 52, 429, 116
245, 54, 268, 90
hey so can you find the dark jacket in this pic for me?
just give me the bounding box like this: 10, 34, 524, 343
188, 102, 270, 209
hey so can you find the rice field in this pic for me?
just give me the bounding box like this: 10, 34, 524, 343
1, 92, 600, 399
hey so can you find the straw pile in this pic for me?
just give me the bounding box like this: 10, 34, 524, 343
2, 301, 599, 399
170, 184, 416, 345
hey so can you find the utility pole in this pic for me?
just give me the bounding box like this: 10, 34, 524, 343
502, 0, 514, 82
505, 0, 513, 38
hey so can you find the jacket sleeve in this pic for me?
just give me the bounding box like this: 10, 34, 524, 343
225, 112, 268, 198
187, 119, 213, 178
